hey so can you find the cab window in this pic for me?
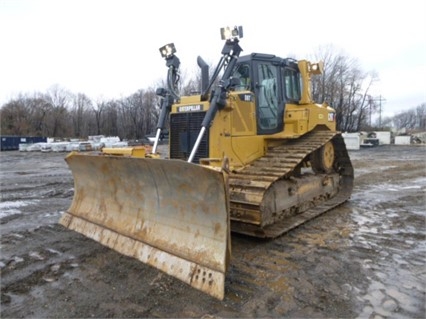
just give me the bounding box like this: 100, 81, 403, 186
283, 68, 300, 102
232, 64, 251, 91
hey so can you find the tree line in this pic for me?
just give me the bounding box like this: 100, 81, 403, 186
381, 103, 426, 131
1, 47, 425, 139
0, 85, 160, 140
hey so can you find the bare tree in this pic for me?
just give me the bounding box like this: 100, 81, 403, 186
28, 95, 53, 136
92, 100, 107, 135
394, 110, 417, 130
311, 45, 378, 132
0, 97, 30, 135
0, 93, 53, 136
388, 103, 425, 131
70, 93, 93, 137
115, 88, 159, 140
143, 88, 160, 135
0, 86, 160, 140
102, 100, 120, 137
42, 85, 73, 138
117, 94, 139, 139
416, 103, 426, 130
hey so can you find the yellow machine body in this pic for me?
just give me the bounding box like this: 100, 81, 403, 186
187, 95, 336, 169
60, 39, 353, 300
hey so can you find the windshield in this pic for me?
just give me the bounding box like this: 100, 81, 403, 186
231, 63, 251, 91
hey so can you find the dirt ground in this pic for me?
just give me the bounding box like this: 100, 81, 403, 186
1, 144, 425, 318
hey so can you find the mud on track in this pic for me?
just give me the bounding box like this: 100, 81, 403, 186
1, 145, 425, 318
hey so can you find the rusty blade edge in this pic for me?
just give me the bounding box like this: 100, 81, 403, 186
59, 212, 226, 300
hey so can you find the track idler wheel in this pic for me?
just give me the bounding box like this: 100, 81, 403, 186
311, 141, 335, 173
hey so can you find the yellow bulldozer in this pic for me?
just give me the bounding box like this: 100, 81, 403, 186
59, 26, 353, 300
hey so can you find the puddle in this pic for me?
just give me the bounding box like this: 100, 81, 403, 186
349, 173, 426, 318
0, 201, 39, 218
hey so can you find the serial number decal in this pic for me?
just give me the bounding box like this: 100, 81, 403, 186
177, 104, 204, 112
328, 112, 336, 121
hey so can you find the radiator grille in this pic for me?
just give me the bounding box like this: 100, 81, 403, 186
169, 112, 209, 163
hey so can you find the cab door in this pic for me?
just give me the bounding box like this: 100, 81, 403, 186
254, 61, 283, 135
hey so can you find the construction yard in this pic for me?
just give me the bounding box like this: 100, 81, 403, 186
0, 144, 425, 318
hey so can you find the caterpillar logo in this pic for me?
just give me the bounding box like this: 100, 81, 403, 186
238, 93, 252, 102
177, 104, 204, 112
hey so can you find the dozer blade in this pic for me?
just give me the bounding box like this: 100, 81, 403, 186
59, 152, 230, 300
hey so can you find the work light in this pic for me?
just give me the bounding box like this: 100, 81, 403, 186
159, 43, 176, 58
220, 26, 243, 40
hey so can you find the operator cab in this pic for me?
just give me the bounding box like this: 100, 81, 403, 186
231, 54, 301, 135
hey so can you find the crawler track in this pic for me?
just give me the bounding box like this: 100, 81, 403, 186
229, 130, 354, 238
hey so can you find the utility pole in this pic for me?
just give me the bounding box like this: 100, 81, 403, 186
368, 95, 373, 127
369, 95, 386, 128
378, 95, 386, 128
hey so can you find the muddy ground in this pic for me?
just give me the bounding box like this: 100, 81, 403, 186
0, 145, 425, 318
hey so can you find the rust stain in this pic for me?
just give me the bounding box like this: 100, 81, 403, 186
63, 153, 229, 299
214, 222, 221, 235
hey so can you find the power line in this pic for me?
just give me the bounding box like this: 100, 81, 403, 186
368, 95, 386, 127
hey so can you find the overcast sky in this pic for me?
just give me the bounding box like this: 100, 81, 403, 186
1, 0, 425, 118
